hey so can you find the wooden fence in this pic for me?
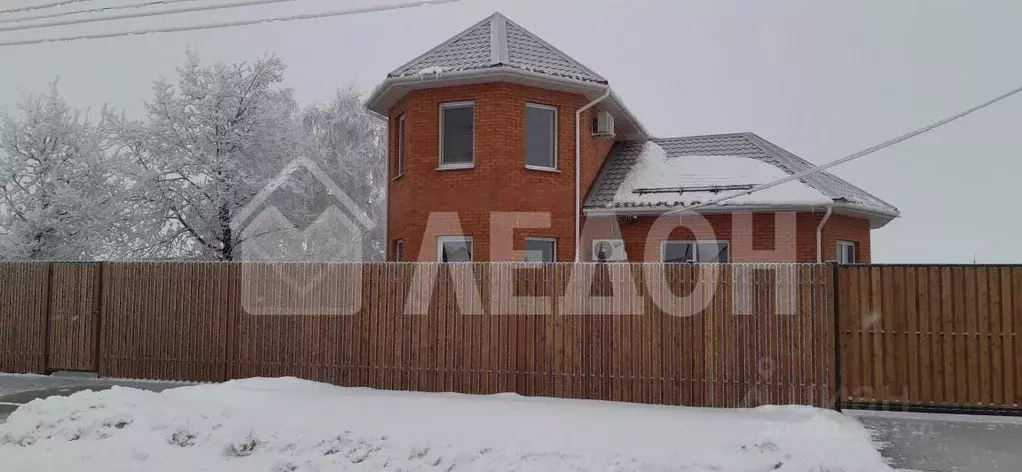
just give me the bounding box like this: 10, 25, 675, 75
0, 262, 837, 409
0, 262, 49, 373
838, 265, 1021, 410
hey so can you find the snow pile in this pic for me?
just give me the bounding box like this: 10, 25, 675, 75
0, 377, 892, 471
613, 141, 832, 208
417, 66, 445, 77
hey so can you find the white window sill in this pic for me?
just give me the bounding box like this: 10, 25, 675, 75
437, 163, 475, 171
525, 165, 560, 173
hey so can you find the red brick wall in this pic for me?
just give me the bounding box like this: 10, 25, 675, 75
581, 211, 872, 263
820, 213, 872, 262
383, 82, 874, 263
386, 82, 617, 261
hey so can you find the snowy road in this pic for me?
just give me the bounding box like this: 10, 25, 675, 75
850, 409, 1022, 471
0, 373, 190, 423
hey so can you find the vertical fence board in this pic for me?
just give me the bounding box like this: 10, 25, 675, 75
1002, 268, 1016, 407
1014, 268, 1022, 407
978, 268, 992, 406
988, 268, 1002, 407
916, 267, 931, 405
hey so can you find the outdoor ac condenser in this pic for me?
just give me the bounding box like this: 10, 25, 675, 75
592, 239, 627, 262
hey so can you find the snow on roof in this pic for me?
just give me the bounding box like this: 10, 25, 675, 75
612, 142, 832, 208
587, 133, 900, 219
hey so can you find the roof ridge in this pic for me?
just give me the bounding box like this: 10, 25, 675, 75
653, 132, 757, 141
744, 133, 896, 209
489, 12, 508, 65
388, 13, 497, 78
739, 133, 835, 195
501, 14, 606, 83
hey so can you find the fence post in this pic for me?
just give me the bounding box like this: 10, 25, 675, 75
223, 262, 236, 382
41, 262, 55, 374
831, 261, 843, 411
93, 261, 105, 375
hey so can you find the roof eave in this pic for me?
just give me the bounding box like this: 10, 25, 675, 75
584, 201, 900, 229
584, 203, 834, 217
832, 201, 900, 229
364, 68, 649, 140
607, 89, 651, 140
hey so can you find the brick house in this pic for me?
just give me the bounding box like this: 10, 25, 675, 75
366, 12, 898, 264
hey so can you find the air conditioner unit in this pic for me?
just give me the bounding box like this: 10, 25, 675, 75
592, 239, 627, 262
593, 110, 615, 138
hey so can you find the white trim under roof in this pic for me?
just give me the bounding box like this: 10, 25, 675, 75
584, 201, 898, 229
365, 68, 649, 141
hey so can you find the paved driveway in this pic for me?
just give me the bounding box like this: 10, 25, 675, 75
849, 409, 1022, 471
0, 373, 191, 422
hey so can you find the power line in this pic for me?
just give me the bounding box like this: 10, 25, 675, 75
0, 0, 301, 33
663, 82, 1022, 217
0, 0, 463, 47
0, 0, 93, 15
0, 0, 200, 25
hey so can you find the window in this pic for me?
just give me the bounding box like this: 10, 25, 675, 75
837, 241, 857, 264
439, 102, 474, 168
438, 236, 473, 262
524, 238, 557, 262
393, 239, 404, 262
661, 240, 730, 263
395, 115, 406, 177
525, 104, 557, 170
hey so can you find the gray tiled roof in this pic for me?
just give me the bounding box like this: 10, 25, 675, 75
585, 133, 899, 215
388, 12, 606, 84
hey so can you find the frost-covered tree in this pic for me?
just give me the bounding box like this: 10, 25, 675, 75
0, 85, 123, 260
297, 88, 387, 260
127, 52, 298, 260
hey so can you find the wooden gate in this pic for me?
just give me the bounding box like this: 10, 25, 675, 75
838, 265, 1021, 410
46, 263, 102, 372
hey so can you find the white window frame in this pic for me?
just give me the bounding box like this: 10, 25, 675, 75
437, 236, 473, 262
525, 103, 558, 171
660, 240, 730, 263
438, 102, 475, 170
837, 240, 857, 264
395, 114, 406, 178
393, 239, 404, 262
524, 237, 557, 262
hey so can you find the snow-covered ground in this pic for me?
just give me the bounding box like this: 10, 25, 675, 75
0, 377, 892, 471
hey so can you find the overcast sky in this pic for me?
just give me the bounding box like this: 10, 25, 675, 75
2, 0, 1020, 263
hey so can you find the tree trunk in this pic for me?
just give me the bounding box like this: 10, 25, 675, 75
219, 203, 233, 261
